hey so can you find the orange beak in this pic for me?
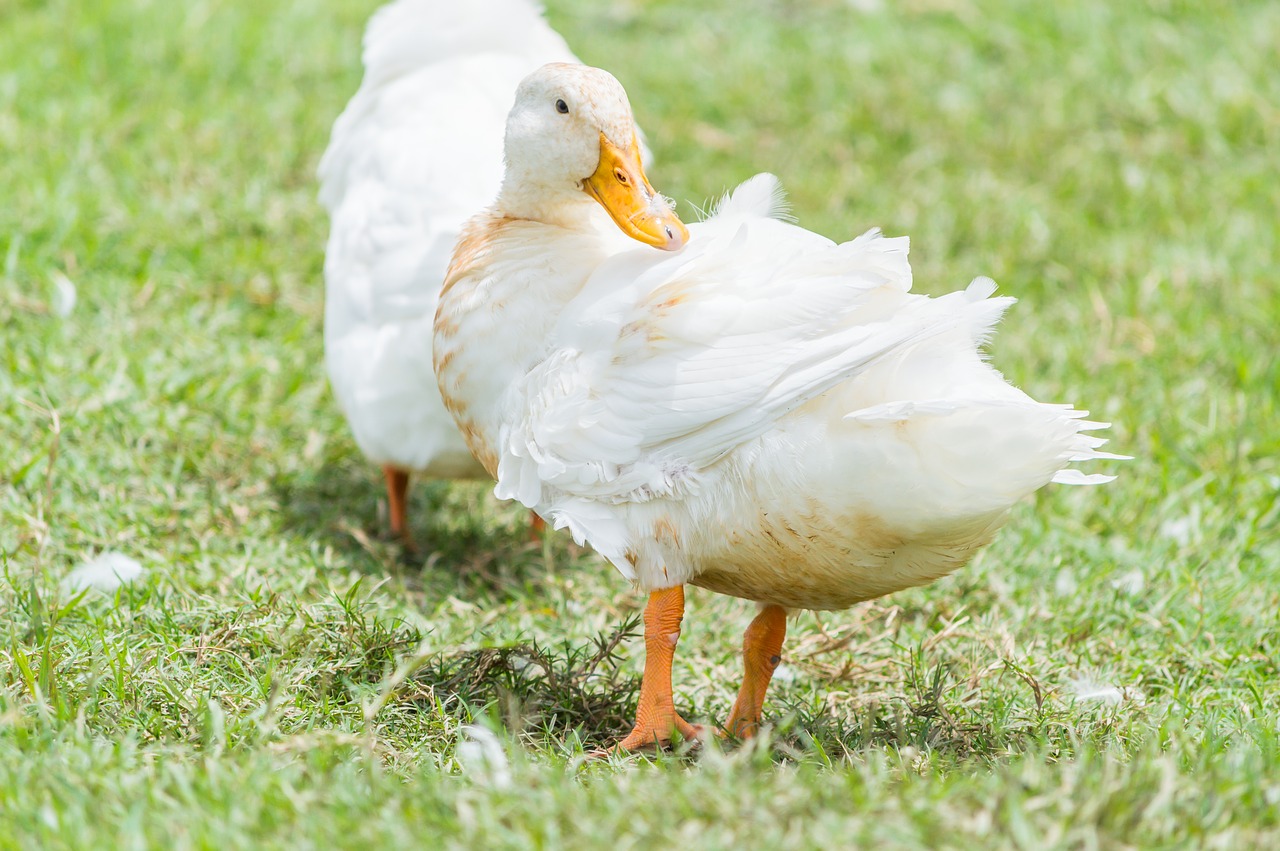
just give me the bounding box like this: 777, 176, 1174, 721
582, 132, 688, 251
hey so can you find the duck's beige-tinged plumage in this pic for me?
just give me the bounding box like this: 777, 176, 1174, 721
435, 66, 1121, 612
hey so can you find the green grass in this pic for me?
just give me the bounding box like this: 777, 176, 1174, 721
2, 0, 1278, 846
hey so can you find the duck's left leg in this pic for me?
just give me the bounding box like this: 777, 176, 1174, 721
610, 585, 707, 752
724, 605, 788, 739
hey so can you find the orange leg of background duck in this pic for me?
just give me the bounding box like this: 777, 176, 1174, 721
383, 465, 413, 547
724, 605, 788, 739
384, 466, 544, 547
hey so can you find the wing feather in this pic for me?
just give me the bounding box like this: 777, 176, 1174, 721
495, 176, 1012, 508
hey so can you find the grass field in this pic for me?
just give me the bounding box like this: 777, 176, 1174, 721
2, 0, 1279, 846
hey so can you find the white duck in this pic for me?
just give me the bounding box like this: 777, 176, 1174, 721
319, 0, 584, 543
434, 64, 1124, 751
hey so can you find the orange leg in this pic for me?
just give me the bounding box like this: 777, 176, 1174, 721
724, 605, 788, 739
528, 511, 546, 540
611, 586, 706, 752
382, 465, 413, 548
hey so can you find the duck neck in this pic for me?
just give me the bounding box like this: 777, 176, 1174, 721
495, 177, 606, 235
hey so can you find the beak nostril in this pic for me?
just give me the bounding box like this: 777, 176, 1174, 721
614, 168, 628, 185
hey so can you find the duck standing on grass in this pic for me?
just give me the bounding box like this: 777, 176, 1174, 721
435, 63, 1124, 752
320, 0, 601, 546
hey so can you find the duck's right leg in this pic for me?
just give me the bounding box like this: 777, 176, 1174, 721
382, 465, 413, 549
607, 585, 708, 752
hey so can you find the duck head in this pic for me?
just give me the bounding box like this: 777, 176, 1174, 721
498, 63, 688, 251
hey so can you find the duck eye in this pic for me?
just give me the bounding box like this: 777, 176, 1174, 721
555, 98, 569, 114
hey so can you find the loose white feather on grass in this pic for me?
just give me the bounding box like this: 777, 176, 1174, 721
62, 552, 145, 594
51, 271, 76, 318
1068, 675, 1145, 706
456, 725, 512, 790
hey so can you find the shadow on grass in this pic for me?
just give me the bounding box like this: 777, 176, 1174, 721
403, 621, 1041, 762
269, 460, 559, 600
765, 652, 1071, 764
270, 461, 383, 558
404, 613, 644, 743
269, 466, 1055, 761
166, 584, 1058, 761
286, 599, 644, 743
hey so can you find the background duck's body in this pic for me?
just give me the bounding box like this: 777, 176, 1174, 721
319, 0, 578, 537
438, 176, 1118, 610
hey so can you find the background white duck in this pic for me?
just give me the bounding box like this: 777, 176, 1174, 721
435, 64, 1125, 751
319, 0, 585, 544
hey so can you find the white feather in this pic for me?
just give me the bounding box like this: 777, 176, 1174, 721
63, 552, 145, 594
51, 272, 77, 318
434, 65, 1126, 610
705, 173, 795, 223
